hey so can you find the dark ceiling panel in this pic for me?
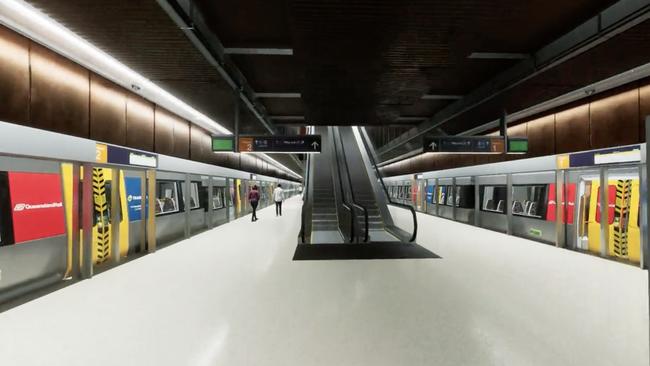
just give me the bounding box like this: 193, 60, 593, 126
262, 98, 304, 116
231, 54, 303, 93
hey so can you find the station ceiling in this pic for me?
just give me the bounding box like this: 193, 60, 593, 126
23, 0, 650, 165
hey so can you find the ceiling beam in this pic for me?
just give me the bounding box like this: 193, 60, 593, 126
255, 92, 302, 98
157, 0, 277, 134
421, 94, 463, 100
468, 52, 529, 60
270, 115, 305, 121
224, 47, 293, 56
377, 0, 650, 162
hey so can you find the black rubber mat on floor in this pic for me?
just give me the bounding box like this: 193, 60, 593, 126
292, 242, 440, 261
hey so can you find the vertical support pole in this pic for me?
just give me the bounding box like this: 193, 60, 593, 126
184, 175, 191, 238
70, 163, 81, 279
474, 177, 480, 226
225, 178, 232, 222
234, 92, 240, 153
110, 168, 120, 264
139, 170, 147, 253
500, 110, 508, 155
641, 162, 647, 269
645, 116, 650, 366
506, 173, 513, 235
556, 170, 566, 248
81, 164, 93, 279
452, 177, 457, 221
207, 177, 214, 229
146, 169, 156, 253
599, 167, 609, 257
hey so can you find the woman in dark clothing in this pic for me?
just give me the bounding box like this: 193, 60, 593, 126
248, 185, 260, 222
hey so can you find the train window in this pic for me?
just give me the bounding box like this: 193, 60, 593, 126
189, 182, 201, 209
445, 185, 454, 206
512, 185, 547, 219
438, 186, 446, 205
455, 185, 475, 208
480, 185, 507, 214
212, 187, 225, 210
155, 181, 179, 215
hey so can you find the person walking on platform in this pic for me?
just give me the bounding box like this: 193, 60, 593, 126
273, 184, 285, 216
248, 185, 260, 222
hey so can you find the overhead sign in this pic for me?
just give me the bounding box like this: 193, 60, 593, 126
8, 172, 66, 243
238, 135, 321, 153
212, 136, 235, 152
96, 143, 158, 168
423, 136, 505, 154
559, 145, 641, 168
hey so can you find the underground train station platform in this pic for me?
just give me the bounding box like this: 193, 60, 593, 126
2, 1, 650, 365
0, 196, 646, 366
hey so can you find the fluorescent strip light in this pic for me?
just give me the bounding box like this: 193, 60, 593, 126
421, 94, 463, 100
259, 153, 303, 179
255, 92, 301, 98
0, 0, 231, 135
224, 47, 293, 56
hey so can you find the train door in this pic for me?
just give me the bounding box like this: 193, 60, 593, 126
425, 180, 436, 215
0, 156, 68, 302
211, 177, 228, 227
568, 169, 599, 252
568, 167, 641, 264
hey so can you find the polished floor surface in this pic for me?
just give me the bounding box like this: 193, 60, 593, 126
0, 196, 647, 365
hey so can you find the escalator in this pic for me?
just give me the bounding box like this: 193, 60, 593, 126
297, 126, 434, 259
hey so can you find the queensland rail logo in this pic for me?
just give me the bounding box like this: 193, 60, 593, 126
13, 202, 63, 212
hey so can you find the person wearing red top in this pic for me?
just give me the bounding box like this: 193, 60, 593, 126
248, 185, 260, 222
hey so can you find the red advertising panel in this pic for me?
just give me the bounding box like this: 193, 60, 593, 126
546, 183, 576, 223
595, 185, 616, 225
8, 172, 66, 243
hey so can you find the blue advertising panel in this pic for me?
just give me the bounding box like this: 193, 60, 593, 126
426, 185, 433, 203
125, 177, 145, 221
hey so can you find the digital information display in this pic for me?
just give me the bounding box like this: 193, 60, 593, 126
507, 138, 529, 153
212, 136, 235, 152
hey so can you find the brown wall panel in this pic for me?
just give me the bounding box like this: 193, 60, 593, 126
173, 118, 190, 159
640, 83, 650, 141
90, 74, 126, 145
30, 43, 90, 137
555, 104, 590, 154
590, 89, 639, 148
0, 25, 29, 124
527, 115, 555, 157
126, 93, 154, 151
154, 107, 174, 155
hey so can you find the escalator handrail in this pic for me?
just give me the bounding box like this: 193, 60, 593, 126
299, 153, 311, 243
329, 127, 356, 242
334, 127, 369, 243
358, 128, 417, 242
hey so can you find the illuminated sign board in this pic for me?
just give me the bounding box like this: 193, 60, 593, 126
423, 136, 505, 154
507, 138, 529, 154
212, 136, 235, 152
96, 143, 158, 168
238, 135, 321, 153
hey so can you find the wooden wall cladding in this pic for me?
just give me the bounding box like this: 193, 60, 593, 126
30, 43, 90, 137
0, 26, 29, 124
190, 124, 208, 162
640, 83, 650, 141
590, 88, 639, 148
527, 115, 555, 157
126, 93, 154, 151
90, 74, 126, 146
173, 118, 190, 159
555, 104, 590, 154
154, 107, 175, 156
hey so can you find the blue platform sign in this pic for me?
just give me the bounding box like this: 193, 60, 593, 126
426, 185, 434, 203
125, 177, 145, 221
